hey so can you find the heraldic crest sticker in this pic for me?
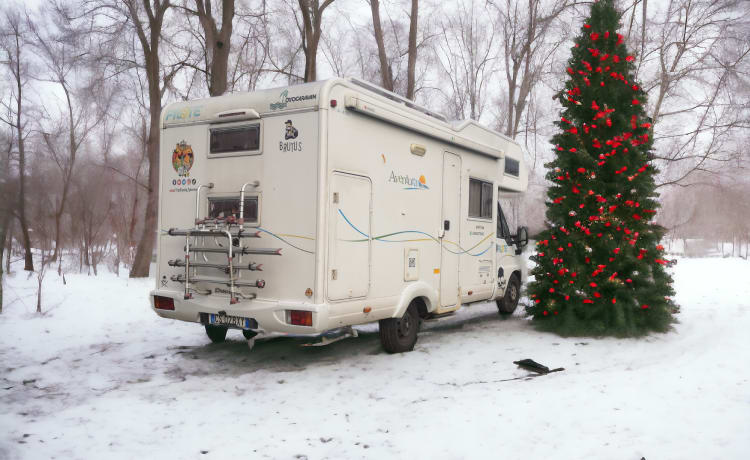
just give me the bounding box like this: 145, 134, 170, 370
172, 140, 194, 177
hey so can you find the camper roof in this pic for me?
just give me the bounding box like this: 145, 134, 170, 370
161, 78, 521, 161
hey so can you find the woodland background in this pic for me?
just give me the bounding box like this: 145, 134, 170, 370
1, 0, 748, 302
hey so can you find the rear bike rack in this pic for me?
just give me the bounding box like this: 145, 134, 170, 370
165, 181, 280, 304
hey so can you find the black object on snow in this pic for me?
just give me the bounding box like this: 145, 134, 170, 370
513, 359, 565, 374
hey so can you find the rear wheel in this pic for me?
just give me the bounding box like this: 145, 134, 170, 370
379, 302, 420, 353
496, 274, 520, 315
205, 325, 228, 343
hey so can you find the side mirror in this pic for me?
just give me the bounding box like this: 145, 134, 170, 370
516, 226, 529, 248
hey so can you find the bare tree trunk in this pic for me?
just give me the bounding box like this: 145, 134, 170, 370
16, 121, 33, 272
405, 0, 418, 100
297, 0, 335, 83
36, 249, 49, 314
0, 119, 11, 313
640, 0, 647, 60
8, 24, 33, 271
48, 84, 79, 261
128, 0, 172, 278
194, 0, 235, 96
4, 219, 11, 274
0, 211, 8, 314
130, 74, 160, 277
369, 0, 394, 91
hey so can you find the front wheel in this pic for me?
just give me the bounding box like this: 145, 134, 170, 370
379, 303, 420, 353
205, 325, 228, 343
496, 274, 520, 315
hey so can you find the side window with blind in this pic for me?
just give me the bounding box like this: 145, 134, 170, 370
469, 178, 493, 220
209, 124, 261, 155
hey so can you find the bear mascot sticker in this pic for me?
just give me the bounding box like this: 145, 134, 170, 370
172, 140, 194, 177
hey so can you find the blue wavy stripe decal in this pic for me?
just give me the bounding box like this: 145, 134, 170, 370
337, 209, 369, 239
257, 227, 315, 254
337, 209, 493, 257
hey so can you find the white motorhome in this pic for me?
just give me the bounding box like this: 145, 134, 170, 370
150, 78, 529, 353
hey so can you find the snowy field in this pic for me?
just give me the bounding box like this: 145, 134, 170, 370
1, 256, 749, 460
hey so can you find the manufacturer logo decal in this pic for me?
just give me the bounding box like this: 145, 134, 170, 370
164, 106, 202, 122
172, 140, 194, 177
270, 90, 317, 111
388, 171, 429, 190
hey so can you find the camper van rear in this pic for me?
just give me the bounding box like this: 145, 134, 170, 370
151, 78, 529, 353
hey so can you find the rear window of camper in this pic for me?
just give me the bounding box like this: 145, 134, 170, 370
208, 196, 258, 223
469, 178, 493, 220
504, 158, 520, 177
210, 125, 260, 154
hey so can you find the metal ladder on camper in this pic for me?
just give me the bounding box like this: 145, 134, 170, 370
166, 182, 281, 304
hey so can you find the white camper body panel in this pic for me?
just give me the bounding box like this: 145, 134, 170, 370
151, 78, 527, 335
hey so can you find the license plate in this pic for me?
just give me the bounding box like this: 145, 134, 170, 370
209, 313, 252, 329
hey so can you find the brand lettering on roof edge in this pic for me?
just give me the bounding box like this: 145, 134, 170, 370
270, 90, 317, 111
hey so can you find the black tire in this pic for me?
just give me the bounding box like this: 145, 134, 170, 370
205, 324, 228, 343
496, 274, 520, 315
379, 302, 420, 353
242, 329, 258, 340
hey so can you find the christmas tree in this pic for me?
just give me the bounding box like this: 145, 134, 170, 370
526, 0, 676, 336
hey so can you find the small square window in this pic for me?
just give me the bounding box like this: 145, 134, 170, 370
208, 196, 258, 224
505, 158, 520, 177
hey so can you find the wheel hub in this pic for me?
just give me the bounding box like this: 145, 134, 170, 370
398, 314, 412, 337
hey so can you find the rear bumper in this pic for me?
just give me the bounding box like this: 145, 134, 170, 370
149, 289, 330, 334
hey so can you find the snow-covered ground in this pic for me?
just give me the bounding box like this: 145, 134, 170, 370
1, 257, 749, 460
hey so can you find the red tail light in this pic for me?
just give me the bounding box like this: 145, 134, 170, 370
154, 295, 175, 311
288, 310, 312, 326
